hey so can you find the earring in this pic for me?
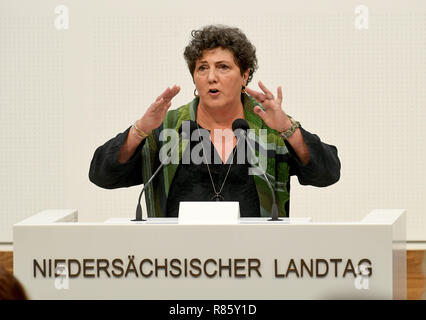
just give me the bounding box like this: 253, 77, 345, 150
194, 88, 199, 97
241, 85, 246, 93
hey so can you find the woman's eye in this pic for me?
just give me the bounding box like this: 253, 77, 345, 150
219, 64, 229, 69
198, 65, 207, 71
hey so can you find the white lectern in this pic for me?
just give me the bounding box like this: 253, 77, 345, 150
13, 209, 406, 299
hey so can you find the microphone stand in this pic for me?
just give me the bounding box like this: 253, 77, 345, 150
132, 160, 169, 221
232, 119, 282, 221
132, 121, 195, 221
244, 133, 281, 221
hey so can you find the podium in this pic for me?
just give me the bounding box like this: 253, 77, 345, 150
13, 209, 406, 299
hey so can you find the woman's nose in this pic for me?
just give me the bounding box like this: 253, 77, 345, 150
207, 68, 218, 82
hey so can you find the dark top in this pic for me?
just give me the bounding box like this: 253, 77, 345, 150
88, 126, 341, 216
166, 131, 260, 217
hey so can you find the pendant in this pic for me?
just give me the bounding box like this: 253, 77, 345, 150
211, 193, 224, 201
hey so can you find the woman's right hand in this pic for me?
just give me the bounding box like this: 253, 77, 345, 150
137, 85, 181, 133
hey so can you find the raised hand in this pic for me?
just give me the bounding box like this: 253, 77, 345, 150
245, 81, 291, 133
137, 85, 181, 133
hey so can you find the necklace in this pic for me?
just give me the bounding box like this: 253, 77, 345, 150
195, 121, 238, 201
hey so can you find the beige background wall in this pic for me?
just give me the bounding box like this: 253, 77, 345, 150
0, 0, 425, 243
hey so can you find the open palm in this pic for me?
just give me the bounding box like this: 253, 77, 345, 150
245, 81, 291, 133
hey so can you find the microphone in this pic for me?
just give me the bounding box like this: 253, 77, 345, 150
132, 120, 197, 221
232, 119, 282, 221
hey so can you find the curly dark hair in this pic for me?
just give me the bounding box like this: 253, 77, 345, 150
183, 25, 258, 85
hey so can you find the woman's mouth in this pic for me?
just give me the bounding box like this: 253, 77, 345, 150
208, 89, 220, 96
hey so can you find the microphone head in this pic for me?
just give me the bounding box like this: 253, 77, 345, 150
232, 118, 250, 133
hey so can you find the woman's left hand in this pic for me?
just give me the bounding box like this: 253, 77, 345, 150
245, 81, 292, 132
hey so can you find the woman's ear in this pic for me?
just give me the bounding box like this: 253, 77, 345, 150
243, 69, 250, 86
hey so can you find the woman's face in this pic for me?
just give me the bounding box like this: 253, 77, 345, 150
193, 47, 249, 109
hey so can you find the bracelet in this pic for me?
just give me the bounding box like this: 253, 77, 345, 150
279, 116, 300, 140
132, 121, 150, 140
132, 128, 145, 140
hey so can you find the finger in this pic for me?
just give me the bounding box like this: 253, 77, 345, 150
277, 86, 283, 105
169, 85, 181, 99
155, 90, 170, 106
162, 100, 172, 111
258, 81, 274, 100
150, 97, 164, 110
153, 88, 177, 118
247, 92, 271, 109
158, 87, 171, 100
159, 104, 171, 115
163, 85, 181, 102
155, 88, 169, 101
245, 87, 268, 104
253, 106, 266, 121
162, 87, 173, 101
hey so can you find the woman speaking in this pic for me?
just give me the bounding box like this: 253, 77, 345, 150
89, 25, 341, 218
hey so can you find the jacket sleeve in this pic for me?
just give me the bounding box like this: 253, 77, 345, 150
285, 127, 341, 187
89, 126, 146, 189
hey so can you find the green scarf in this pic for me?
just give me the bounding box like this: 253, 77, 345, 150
141, 93, 290, 217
